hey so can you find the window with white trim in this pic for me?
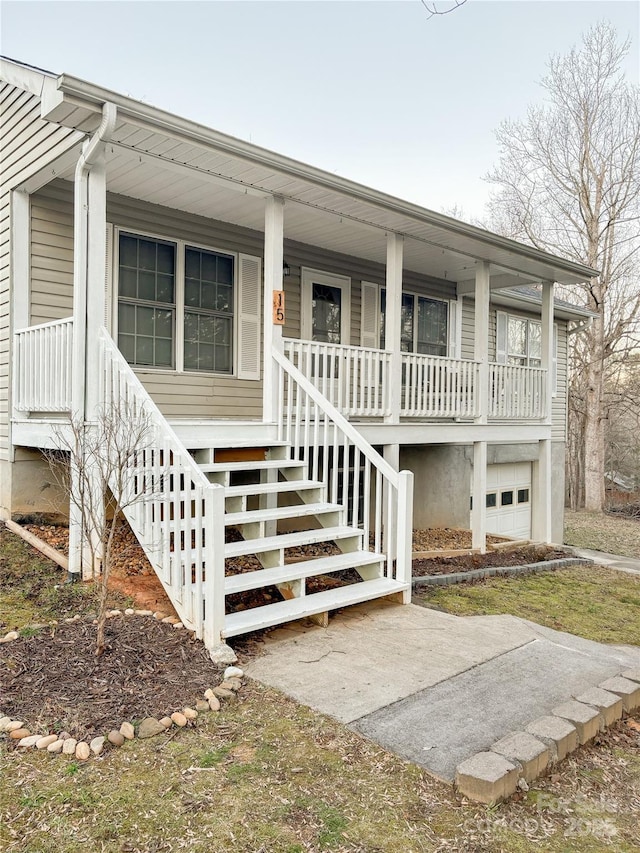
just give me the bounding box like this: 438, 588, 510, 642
496, 311, 558, 391
379, 289, 449, 356
116, 231, 243, 375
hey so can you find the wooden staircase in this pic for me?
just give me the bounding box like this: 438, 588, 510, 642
97, 330, 412, 658
184, 437, 408, 638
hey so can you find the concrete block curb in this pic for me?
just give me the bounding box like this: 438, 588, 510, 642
551, 700, 600, 745
490, 731, 549, 782
453, 667, 637, 805
455, 751, 520, 804
574, 687, 623, 728
598, 677, 640, 712
524, 715, 579, 762
411, 557, 593, 588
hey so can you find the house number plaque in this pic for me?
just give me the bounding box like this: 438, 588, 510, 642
273, 290, 285, 325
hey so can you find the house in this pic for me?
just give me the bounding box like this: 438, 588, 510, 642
0, 57, 597, 658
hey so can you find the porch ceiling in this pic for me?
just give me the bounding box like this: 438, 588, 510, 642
48, 91, 597, 288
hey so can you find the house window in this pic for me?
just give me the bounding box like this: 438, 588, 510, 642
118, 234, 176, 368
184, 246, 233, 372
379, 290, 448, 356
507, 316, 541, 366
117, 232, 234, 374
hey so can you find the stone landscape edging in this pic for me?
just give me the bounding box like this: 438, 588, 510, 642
454, 668, 640, 805
0, 609, 244, 763
411, 556, 594, 588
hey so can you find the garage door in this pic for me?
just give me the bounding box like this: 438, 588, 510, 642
471, 462, 532, 539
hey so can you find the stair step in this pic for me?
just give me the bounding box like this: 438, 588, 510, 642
225, 479, 323, 498
223, 578, 408, 637
225, 502, 341, 527
225, 550, 385, 595
194, 439, 289, 449
224, 526, 362, 558
201, 459, 302, 473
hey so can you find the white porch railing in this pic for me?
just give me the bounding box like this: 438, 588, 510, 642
400, 352, 480, 418
284, 339, 391, 418
99, 330, 226, 651
274, 347, 413, 589
489, 363, 546, 420
13, 317, 74, 412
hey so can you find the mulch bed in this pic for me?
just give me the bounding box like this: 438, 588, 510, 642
0, 617, 226, 741
413, 545, 572, 576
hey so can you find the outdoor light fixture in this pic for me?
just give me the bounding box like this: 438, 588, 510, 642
283, 262, 291, 277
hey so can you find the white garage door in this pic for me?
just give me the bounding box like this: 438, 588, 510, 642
471, 462, 532, 539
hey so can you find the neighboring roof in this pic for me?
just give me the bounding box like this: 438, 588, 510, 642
1, 56, 601, 288
495, 286, 598, 321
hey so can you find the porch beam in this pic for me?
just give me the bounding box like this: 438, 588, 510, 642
474, 261, 490, 425
541, 281, 554, 424
384, 233, 403, 425
471, 440, 487, 553
263, 195, 285, 424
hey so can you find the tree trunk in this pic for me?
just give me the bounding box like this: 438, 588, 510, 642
583, 312, 605, 511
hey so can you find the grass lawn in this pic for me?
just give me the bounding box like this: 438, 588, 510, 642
415, 565, 640, 646
2, 526, 640, 852
0, 526, 132, 631
564, 509, 640, 558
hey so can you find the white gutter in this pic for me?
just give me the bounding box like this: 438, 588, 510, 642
54, 73, 599, 284
71, 101, 117, 419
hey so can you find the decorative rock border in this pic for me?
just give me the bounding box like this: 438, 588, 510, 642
454, 669, 640, 804
411, 556, 593, 588
0, 610, 245, 762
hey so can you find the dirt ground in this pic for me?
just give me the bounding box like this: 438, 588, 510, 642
413, 544, 571, 576
20, 520, 562, 606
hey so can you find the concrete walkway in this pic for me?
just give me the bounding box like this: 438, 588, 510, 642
568, 546, 640, 576
244, 600, 640, 782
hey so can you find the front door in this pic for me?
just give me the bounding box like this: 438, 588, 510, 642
301, 269, 351, 345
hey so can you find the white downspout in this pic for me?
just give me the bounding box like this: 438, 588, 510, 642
71, 101, 117, 420
68, 102, 117, 579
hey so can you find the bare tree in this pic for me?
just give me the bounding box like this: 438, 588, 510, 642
47, 402, 155, 656
420, 0, 468, 20
486, 22, 640, 512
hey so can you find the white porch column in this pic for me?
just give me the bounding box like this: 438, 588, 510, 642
69, 137, 109, 578
474, 261, 490, 424
471, 440, 487, 553
263, 195, 285, 424
10, 189, 30, 428
541, 281, 554, 424
385, 233, 403, 424
532, 438, 552, 543
85, 154, 107, 419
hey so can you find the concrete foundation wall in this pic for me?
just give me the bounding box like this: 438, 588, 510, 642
551, 441, 566, 544
3, 449, 68, 520
400, 445, 471, 529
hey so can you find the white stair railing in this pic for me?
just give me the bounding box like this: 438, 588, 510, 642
13, 317, 74, 412
99, 329, 226, 651
284, 339, 391, 418
489, 363, 546, 419
274, 347, 413, 590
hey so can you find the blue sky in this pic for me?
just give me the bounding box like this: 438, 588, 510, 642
1, 1, 638, 219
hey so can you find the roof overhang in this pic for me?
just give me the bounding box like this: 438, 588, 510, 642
5, 57, 601, 288
492, 289, 598, 321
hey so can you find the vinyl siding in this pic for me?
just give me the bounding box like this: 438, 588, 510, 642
30, 182, 74, 323
0, 81, 80, 460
